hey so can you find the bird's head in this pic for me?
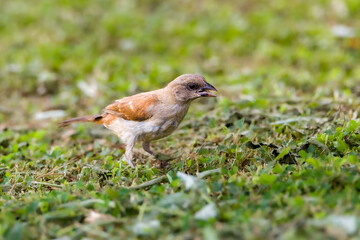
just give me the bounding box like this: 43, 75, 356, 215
166, 74, 217, 103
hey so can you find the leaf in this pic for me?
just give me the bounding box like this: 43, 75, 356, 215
245, 141, 261, 149
4, 222, 26, 240
345, 120, 358, 134
132, 220, 160, 236
176, 172, 201, 190
84, 210, 116, 223
195, 203, 217, 220
275, 147, 291, 161
234, 118, 245, 129
272, 164, 283, 174
43, 209, 78, 221
155, 153, 175, 161
335, 139, 349, 153
259, 174, 276, 185
298, 150, 308, 159
306, 158, 321, 168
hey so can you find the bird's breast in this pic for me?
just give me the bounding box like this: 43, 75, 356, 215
142, 104, 190, 141
105, 103, 190, 142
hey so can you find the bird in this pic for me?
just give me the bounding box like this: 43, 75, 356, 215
59, 74, 217, 168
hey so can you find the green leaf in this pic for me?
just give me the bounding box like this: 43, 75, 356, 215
259, 173, 276, 185
272, 164, 283, 174
4, 222, 26, 240
345, 120, 359, 134
234, 118, 245, 129
290, 196, 304, 208
275, 147, 291, 161
306, 158, 321, 168
335, 139, 349, 153
298, 150, 308, 159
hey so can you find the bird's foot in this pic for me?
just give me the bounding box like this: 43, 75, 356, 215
126, 158, 135, 168
142, 142, 155, 156
122, 155, 135, 168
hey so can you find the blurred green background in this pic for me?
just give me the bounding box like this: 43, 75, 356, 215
1, 0, 359, 125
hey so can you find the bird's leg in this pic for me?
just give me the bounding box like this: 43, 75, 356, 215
124, 140, 136, 168
142, 141, 154, 155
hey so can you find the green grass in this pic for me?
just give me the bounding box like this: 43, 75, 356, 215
1, 0, 360, 239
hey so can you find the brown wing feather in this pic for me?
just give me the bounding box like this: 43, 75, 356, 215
104, 93, 159, 121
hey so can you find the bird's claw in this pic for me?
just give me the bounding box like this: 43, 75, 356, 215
126, 159, 135, 168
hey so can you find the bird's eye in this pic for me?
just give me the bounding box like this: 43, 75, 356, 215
187, 83, 197, 90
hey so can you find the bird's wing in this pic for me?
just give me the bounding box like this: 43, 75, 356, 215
104, 92, 160, 121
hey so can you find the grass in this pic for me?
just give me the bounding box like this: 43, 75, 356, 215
1, 0, 360, 239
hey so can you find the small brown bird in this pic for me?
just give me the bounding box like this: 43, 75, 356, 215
60, 74, 217, 168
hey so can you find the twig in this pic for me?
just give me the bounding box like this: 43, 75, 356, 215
31, 181, 63, 188
128, 168, 222, 190
197, 168, 221, 179
271, 117, 328, 125
129, 176, 167, 190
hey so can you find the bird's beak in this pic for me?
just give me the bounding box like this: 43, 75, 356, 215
198, 82, 217, 97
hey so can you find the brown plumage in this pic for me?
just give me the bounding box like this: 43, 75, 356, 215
60, 74, 217, 168
105, 93, 159, 121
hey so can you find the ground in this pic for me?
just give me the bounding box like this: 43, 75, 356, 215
1, 0, 360, 239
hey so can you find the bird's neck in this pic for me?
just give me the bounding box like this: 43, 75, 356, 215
161, 87, 193, 105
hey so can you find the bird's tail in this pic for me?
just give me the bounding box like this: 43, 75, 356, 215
59, 115, 104, 127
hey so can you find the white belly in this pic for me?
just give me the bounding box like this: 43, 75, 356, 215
105, 117, 179, 143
